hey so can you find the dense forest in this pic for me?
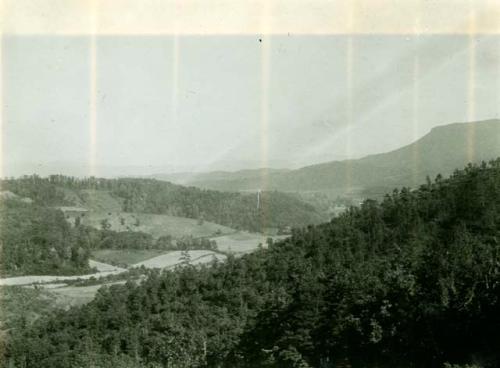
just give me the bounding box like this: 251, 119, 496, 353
0, 200, 92, 276
83, 227, 216, 251
3, 160, 500, 367
0, 176, 323, 232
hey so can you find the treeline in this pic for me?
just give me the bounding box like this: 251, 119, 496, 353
4, 160, 500, 367
175, 236, 217, 251
79, 227, 216, 252
0, 200, 91, 276
1, 175, 324, 232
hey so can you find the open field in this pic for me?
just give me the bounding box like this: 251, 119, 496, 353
0, 282, 129, 329
78, 189, 124, 211
58, 187, 238, 239
92, 249, 168, 267
134, 250, 226, 269
212, 232, 289, 254
0, 260, 126, 286
0, 233, 289, 287
0, 249, 226, 286
49, 281, 128, 308
89, 259, 126, 272
79, 211, 235, 238
0, 234, 284, 308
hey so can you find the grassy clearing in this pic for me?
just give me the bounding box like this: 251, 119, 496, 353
212, 232, 289, 254
91, 249, 167, 267
80, 211, 235, 238
50, 281, 127, 309
58, 188, 124, 212
133, 250, 226, 269
78, 190, 124, 212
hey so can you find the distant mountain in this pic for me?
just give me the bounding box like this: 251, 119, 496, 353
152, 168, 290, 190
157, 119, 500, 193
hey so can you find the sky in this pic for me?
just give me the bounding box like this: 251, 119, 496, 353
2, 34, 500, 177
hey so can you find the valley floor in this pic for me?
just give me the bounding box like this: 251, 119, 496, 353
0, 232, 288, 314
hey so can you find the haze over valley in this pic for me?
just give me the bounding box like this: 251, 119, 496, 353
2, 12, 500, 367
4, 34, 500, 178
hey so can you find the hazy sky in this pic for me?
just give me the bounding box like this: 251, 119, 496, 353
3, 35, 500, 176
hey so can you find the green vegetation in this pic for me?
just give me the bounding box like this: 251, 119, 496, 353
91, 249, 167, 267
0, 200, 92, 276
96, 229, 155, 249
80, 211, 234, 239
1, 175, 324, 233
49, 282, 129, 309
4, 159, 500, 367
0, 286, 57, 331
213, 232, 287, 254
171, 236, 217, 251
77, 227, 213, 252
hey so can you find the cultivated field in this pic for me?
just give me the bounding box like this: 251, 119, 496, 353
134, 250, 226, 269
59, 188, 236, 239
50, 281, 128, 308
79, 211, 235, 238
212, 232, 289, 254
0, 232, 286, 310
91, 249, 167, 267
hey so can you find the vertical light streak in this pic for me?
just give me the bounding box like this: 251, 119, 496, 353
171, 32, 180, 168
466, 1, 476, 164
0, 0, 5, 181
0, 3, 3, 312
259, 0, 271, 231
412, 53, 420, 186
260, 37, 270, 180
412, 1, 421, 186
89, 0, 97, 177
345, 1, 355, 193
0, 32, 3, 180
498, 4, 500, 152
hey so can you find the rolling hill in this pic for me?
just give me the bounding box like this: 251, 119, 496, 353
7, 159, 500, 367
155, 119, 500, 194
0, 175, 324, 233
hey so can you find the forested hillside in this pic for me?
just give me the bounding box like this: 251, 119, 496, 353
4, 159, 500, 367
0, 200, 92, 276
0, 176, 323, 232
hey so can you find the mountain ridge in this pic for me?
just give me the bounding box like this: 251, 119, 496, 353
154, 119, 500, 193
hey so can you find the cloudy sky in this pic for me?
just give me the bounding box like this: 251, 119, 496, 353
2, 34, 500, 176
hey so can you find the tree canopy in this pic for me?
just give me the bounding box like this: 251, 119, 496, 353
3, 160, 500, 367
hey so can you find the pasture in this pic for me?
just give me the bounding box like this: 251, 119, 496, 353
91, 249, 167, 267
79, 211, 235, 238
133, 250, 226, 269
212, 232, 289, 254
50, 281, 128, 308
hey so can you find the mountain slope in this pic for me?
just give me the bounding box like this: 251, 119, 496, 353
290, 118, 500, 190
161, 119, 500, 193
7, 159, 500, 367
